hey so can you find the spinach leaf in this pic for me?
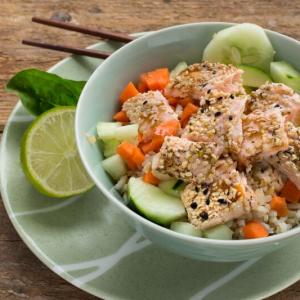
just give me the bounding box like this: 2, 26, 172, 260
6, 69, 86, 115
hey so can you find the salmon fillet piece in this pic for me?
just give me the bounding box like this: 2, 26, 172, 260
248, 83, 300, 126
181, 159, 257, 230
238, 108, 289, 165
182, 94, 248, 155
164, 62, 245, 104
122, 91, 178, 142
153, 136, 221, 184
268, 122, 300, 189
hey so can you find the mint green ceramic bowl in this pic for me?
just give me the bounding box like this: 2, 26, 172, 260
75, 23, 300, 262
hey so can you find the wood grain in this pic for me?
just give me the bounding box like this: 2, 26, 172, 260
0, 0, 300, 299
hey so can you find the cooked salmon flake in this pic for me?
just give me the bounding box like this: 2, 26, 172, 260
165, 61, 245, 103
181, 159, 257, 230
238, 108, 289, 165
122, 91, 178, 142
248, 82, 300, 125
182, 94, 248, 155
268, 122, 300, 189
154, 136, 221, 184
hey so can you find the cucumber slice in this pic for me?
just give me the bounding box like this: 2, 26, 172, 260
97, 122, 122, 141
97, 122, 138, 143
103, 139, 120, 158
270, 61, 300, 93
238, 65, 271, 87
170, 222, 202, 237
102, 154, 127, 180
159, 179, 178, 197
203, 224, 233, 240
170, 61, 188, 78
128, 177, 186, 225
203, 23, 275, 72
159, 179, 185, 197
115, 124, 138, 142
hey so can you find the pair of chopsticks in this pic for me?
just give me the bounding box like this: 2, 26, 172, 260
22, 17, 134, 59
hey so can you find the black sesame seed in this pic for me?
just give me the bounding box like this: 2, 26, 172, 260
143, 101, 148, 105
195, 186, 200, 193
228, 115, 233, 121
203, 188, 209, 195
218, 198, 228, 205
205, 198, 210, 205
212, 70, 217, 75
230, 95, 234, 99
190, 202, 198, 209
214, 111, 222, 117
200, 211, 209, 220
260, 167, 267, 173
201, 183, 209, 189
206, 100, 210, 105
207, 89, 211, 94
201, 108, 205, 113
217, 96, 223, 100
274, 104, 280, 108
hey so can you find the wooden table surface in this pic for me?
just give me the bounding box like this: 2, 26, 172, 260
1, 0, 300, 299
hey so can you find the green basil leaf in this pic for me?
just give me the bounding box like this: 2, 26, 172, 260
6, 69, 86, 115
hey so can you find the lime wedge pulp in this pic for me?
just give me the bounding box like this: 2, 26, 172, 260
21, 106, 94, 198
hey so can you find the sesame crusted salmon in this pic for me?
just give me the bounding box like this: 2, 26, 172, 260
268, 122, 300, 189
181, 159, 256, 230
248, 83, 300, 125
122, 91, 178, 142
238, 108, 289, 165
181, 94, 248, 155
153, 136, 221, 184
164, 62, 245, 104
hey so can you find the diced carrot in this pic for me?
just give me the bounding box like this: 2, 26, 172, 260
132, 147, 145, 166
126, 160, 137, 170
166, 95, 178, 106
141, 141, 153, 154
143, 171, 160, 185
178, 97, 193, 107
280, 180, 300, 203
141, 135, 164, 154
113, 111, 130, 122
117, 141, 144, 169
120, 82, 139, 104
270, 196, 289, 217
243, 221, 269, 239
154, 119, 180, 137
138, 80, 148, 93
137, 132, 143, 144
139, 68, 169, 91
117, 141, 135, 169
141, 120, 180, 154
180, 103, 198, 127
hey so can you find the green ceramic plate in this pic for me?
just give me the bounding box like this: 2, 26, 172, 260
1, 34, 300, 300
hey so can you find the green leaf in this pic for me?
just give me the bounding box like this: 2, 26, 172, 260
6, 69, 86, 115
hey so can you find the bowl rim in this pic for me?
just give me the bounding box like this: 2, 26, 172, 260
75, 21, 300, 247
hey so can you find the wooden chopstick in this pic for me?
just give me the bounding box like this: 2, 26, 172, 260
22, 39, 111, 59
32, 17, 134, 43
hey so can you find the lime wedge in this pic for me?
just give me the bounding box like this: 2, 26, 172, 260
21, 106, 94, 198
